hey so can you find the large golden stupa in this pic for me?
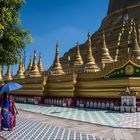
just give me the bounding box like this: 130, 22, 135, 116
1, 0, 140, 112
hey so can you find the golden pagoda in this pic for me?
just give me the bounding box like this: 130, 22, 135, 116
14, 57, 25, 79
73, 42, 83, 67
44, 43, 74, 98
81, 33, 100, 72
49, 42, 65, 75
11, 52, 45, 97
100, 31, 114, 68
29, 50, 41, 77
8, 0, 140, 112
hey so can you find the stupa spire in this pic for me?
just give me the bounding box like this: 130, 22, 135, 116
100, 31, 113, 63
73, 42, 83, 66
29, 50, 41, 77
38, 52, 44, 73
4, 65, 13, 81
83, 33, 100, 72
14, 56, 25, 79
25, 55, 32, 76
50, 42, 65, 75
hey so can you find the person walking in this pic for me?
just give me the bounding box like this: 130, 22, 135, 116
0, 93, 11, 131
0, 82, 22, 131
9, 95, 18, 130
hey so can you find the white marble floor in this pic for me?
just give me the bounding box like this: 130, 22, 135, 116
0, 116, 107, 140
17, 103, 140, 128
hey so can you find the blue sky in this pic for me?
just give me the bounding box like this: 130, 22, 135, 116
12, 0, 109, 74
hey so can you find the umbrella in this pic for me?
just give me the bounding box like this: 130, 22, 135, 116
0, 82, 22, 93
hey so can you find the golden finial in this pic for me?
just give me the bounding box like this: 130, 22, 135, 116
14, 56, 25, 79
29, 50, 41, 77
82, 33, 100, 72
73, 42, 83, 66
4, 65, 13, 81
100, 31, 113, 63
87, 32, 92, 50
38, 52, 44, 73
50, 42, 65, 75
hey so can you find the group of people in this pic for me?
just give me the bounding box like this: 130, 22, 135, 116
0, 93, 18, 131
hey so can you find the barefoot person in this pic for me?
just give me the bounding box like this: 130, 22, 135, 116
9, 95, 18, 130
1, 93, 11, 131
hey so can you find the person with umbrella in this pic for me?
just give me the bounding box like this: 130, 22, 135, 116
0, 82, 22, 131
0, 92, 11, 131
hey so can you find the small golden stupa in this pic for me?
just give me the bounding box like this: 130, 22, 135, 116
14, 57, 25, 79
73, 42, 83, 67
29, 50, 41, 77
100, 31, 114, 67
82, 33, 100, 72
50, 43, 65, 75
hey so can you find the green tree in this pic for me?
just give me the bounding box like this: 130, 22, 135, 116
0, 0, 31, 65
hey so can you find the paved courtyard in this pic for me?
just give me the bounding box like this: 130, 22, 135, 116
0, 110, 140, 140
0, 104, 140, 140
17, 103, 140, 128
0, 115, 102, 140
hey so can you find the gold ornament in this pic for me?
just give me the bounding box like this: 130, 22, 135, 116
125, 65, 135, 75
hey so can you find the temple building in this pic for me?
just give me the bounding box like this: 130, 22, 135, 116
1, 0, 140, 112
